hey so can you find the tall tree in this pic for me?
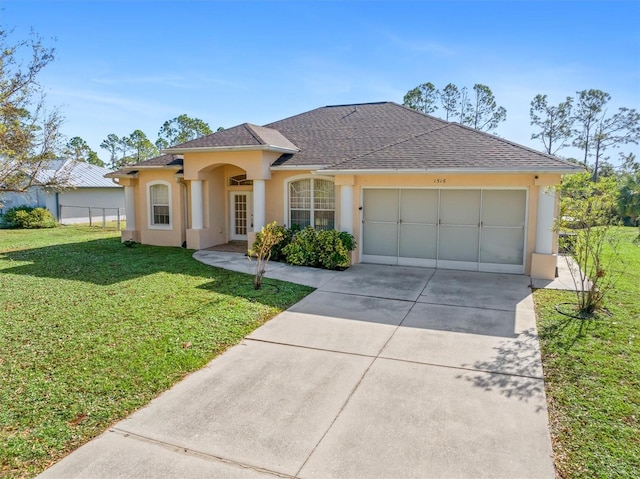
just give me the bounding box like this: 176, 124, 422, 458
402, 82, 439, 114
100, 133, 120, 169
0, 29, 66, 195
572, 89, 610, 172
126, 129, 157, 163
573, 89, 640, 181
590, 107, 640, 182
467, 84, 507, 132
529, 94, 574, 155
440, 83, 460, 121
456, 86, 473, 126
65, 136, 104, 167
156, 114, 212, 150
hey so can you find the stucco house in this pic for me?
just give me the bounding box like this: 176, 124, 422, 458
1, 159, 125, 224
106, 102, 581, 279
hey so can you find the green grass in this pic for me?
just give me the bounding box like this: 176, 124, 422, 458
0, 226, 313, 478
534, 227, 640, 478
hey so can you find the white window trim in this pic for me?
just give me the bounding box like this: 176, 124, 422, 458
284, 175, 335, 230
147, 180, 173, 230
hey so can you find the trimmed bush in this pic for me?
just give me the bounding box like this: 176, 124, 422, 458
316, 229, 353, 269
283, 226, 319, 267
1, 206, 58, 229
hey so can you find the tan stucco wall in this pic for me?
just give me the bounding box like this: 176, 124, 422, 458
132, 169, 186, 247
127, 160, 564, 276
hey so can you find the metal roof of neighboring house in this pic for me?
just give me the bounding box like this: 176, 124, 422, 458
113, 101, 581, 174
37, 159, 122, 188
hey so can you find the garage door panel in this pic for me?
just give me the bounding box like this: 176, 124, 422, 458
400, 189, 438, 224
362, 188, 526, 273
399, 224, 437, 259
440, 190, 480, 225
438, 226, 479, 262
363, 189, 398, 222
480, 228, 525, 265
482, 190, 527, 227
363, 222, 398, 257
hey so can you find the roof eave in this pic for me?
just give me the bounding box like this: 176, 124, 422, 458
318, 167, 585, 175
270, 165, 326, 171
163, 145, 299, 154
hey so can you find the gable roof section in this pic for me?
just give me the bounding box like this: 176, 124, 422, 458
165, 123, 299, 152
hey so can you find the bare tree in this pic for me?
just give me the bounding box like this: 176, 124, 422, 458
0, 29, 66, 197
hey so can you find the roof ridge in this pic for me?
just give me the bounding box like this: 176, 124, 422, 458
242, 123, 266, 145
329, 123, 452, 169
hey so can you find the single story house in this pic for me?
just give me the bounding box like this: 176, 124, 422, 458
106, 102, 581, 279
1, 159, 125, 224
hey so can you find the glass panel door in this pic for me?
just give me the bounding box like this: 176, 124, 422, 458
230, 192, 252, 241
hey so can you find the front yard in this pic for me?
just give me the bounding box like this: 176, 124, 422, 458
0, 227, 312, 478
534, 227, 640, 478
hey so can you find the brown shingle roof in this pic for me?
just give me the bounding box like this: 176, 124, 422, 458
268, 102, 448, 166
322, 121, 578, 172
113, 102, 581, 174
168, 123, 298, 151
105, 154, 183, 177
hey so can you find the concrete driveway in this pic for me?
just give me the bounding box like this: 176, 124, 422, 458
40, 264, 554, 479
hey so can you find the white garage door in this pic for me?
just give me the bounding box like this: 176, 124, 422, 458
361, 189, 527, 273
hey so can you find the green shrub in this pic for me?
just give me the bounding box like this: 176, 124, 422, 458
1, 206, 58, 229
283, 226, 319, 266
317, 230, 353, 269
252, 223, 292, 261
283, 226, 356, 270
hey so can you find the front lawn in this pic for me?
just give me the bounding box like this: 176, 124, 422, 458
0, 227, 312, 478
534, 227, 640, 478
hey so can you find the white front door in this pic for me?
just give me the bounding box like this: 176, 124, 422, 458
230, 192, 252, 241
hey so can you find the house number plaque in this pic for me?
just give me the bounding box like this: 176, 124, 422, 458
433, 178, 447, 184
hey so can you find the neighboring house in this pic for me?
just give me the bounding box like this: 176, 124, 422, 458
1, 159, 125, 224
106, 102, 581, 279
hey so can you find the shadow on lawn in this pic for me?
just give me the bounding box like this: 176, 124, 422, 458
0, 237, 309, 308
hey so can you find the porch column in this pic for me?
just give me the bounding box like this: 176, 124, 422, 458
536, 186, 555, 254
191, 180, 203, 230
124, 186, 136, 229
340, 185, 354, 233
253, 179, 266, 232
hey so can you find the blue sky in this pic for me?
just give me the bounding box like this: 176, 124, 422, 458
3, 0, 639, 165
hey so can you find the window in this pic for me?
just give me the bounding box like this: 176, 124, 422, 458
148, 182, 171, 228
228, 174, 253, 186
289, 178, 335, 230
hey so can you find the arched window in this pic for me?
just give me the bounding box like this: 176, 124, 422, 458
148, 181, 172, 228
228, 174, 253, 186
289, 178, 335, 230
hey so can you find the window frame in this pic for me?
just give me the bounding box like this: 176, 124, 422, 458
147, 180, 173, 230
285, 175, 336, 231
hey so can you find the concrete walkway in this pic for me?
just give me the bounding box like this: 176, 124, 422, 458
40, 259, 557, 479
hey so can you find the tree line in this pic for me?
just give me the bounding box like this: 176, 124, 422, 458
65, 114, 223, 170
1, 29, 639, 225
